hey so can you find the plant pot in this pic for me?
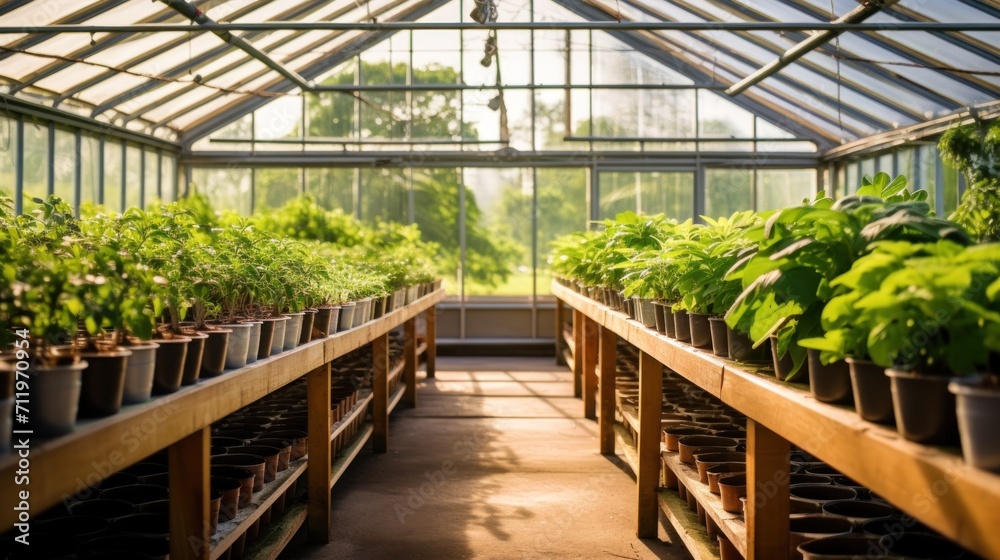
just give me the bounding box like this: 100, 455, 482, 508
78, 348, 131, 417
200, 329, 232, 378
406, 285, 419, 304
636, 298, 657, 329
213, 453, 267, 492
950, 375, 1000, 471
797, 535, 888, 559
885, 368, 958, 445
879, 533, 965, 560
708, 317, 729, 357
789, 474, 833, 486
28, 360, 87, 437
337, 302, 357, 332
101, 484, 169, 506
789, 516, 855, 560
707, 463, 746, 494
255, 438, 292, 471
689, 313, 713, 349
808, 350, 853, 404
846, 358, 895, 424
151, 337, 190, 395
212, 476, 242, 521
717, 473, 747, 514
267, 430, 308, 460
240, 445, 282, 483
244, 321, 262, 365
268, 316, 287, 356
314, 306, 339, 338
373, 297, 387, 319
659, 303, 675, 338
84, 536, 169, 560
181, 332, 208, 386
113, 513, 170, 539
727, 326, 768, 362
299, 310, 316, 345
718, 534, 741, 560
69, 499, 135, 520
282, 313, 304, 351
219, 323, 252, 370
394, 289, 406, 310
211, 466, 256, 508
209, 487, 223, 535
694, 452, 745, 484
122, 343, 158, 405
771, 335, 795, 382
663, 426, 713, 452
673, 309, 691, 343
37, 514, 110, 540
352, 298, 371, 329
789, 484, 857, 509
652, 302, 668, 334
821, 499, 895, 528
677, 435, 739, 464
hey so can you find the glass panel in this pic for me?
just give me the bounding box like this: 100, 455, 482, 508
305, 168, 354, 212
591, 89, 695, 140
0, 117, 17, 200
255, 96, 303, 143
80, 134, 100, 209
22, 122, 48, 210
533, 29, 567, 86
638, 171, 694, 221
534, 89, 571, 150
360, 168, 407, 224
897, 147, 917, 187
598, 171, 637, 220
144, 149, 159, 203
125, 144, 142, 210
104, 141, 123, 212
413, 167, 460, 295
55, 131, 77, 210
536, 168, 588, 295
878, 154, 894, 175
919, 145, 938, 209
845, 162, 859, 192
699, 91, 754, 138
254, 168, 301, 212
161, 156, 176, 203
756, 169, 817, 211
943, 159, 961, 217
192, 167, 252, 215
859, 158, 876, 186
705, 168, 752, 218
463, 167, 530, 298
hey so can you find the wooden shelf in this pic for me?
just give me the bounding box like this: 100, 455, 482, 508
416, 342, 428, 358
388, 380, 406, 415
554, 281, 1000, 559
657, 491, 721, 560
331, 393, 374, 444
563, 327, 575, 356
562, 348, 575, 374
0, 288, 445, 530
211, 458, 309, 559
244, 502, 308, 560
330, 423, 375, 491
614, 423, 640, 474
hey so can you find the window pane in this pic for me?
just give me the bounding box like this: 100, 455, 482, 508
22, 122, 48, 210
53, 129, 75, 207
943, 159, 961, 216
638, 171, 694, 221
254, 168, 301, 212
192, 167, 251, 215
104, 141, 123, 212
598, 171, 637, 220
463, 167, 530, 297
360, 168, 407, 224
144, 149, 159, 204
413, 167, 460, 295
756, 169, 816, 211
80, 134, 100, 208
705, 168, 751, 218
161, 156, 176, 203
536, 168, 587, 295
125, 144, 141, 210
0, 117, 17, 200
306, 168, 354, 212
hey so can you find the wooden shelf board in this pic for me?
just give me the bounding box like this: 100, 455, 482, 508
330, 393, 374, 443
330, 423, 375, 491
563, 329, 575, 355
243, 502, 308, 560
388, 381, 406, 415
210, 458, 308, 559
554, 281, 1000, 559
618, 402, 641, 435
562, 348, 575, 374
0, 290, 444, 529
661, 450, 747, 557
387, 359, 405, 388
416, 342, 428, 358
614, 423, 640, 475
657, 491, 722, 560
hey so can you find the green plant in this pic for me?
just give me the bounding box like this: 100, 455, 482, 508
940, 121, 1000, 242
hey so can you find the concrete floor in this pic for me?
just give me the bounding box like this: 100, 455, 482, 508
289, 356, 691, 560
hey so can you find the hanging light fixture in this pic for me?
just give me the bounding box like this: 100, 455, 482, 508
470, 0, 498, 25
480, 33, 497, 67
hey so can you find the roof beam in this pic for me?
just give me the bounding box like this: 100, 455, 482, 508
0, 0, 130, 63
881, 4, 1000, 66
726, 0, 898, 96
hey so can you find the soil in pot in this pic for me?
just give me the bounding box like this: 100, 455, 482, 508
299, 310, 316, 345
808, 350, 853, 404
708, 317, 729, 358
151, 336, 189, 395
244, 321, 262, 365
717, 473, 747, 514
689, 313, 713, 349
673, 309, 692, 343
789, 516, 857, 560
949, 375, 1000, 471
84, 536, 169, 560
212, 476, 242, 521
337, 302, 357, 332
885, 368, 959, 445
770, 335, 795, 382
879, 533, 965, 560
257, 318, 281, 360
240, 445, 282, 482
101, 484, 169, 506
180, 332, 207, 386
212, 453, 266, 492
314, 307, 339, 338
821, 499, 895, 528
707, 463, 746, 494
797, 535, 888, 560
69, 499, 135, 520
727, 326, 768, 363
200, 328, 232, 377
78, 348, 131, 417
220, 323, 252, 370
211, 466, 256, 508
121, 342, 159, 405
846, 358, 895, 424
28, 360, 87, 437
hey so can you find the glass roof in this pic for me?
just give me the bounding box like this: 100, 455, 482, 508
0, 0, 995, 148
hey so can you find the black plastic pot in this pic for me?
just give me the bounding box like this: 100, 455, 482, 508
211, 466, 255, 508
673, 309, 691, 343
797, 535, 888, 559
808, 350, 853, 404
102, 484, 169, 506
821, 499, 895, 528
112, 513, 170, 539
3, 536, 81, 559
78, 349, 131, 418
661, 303, 676, 338
152, 336, 190, 395
200, 328, 232, 378
770, 335, 795, 382
95, 472, 140, 490
70, 499, 135, 520
790, 484, 858, 508
180, 332, 207, 386
708, 317, 729, 358
37, 514, 110, 540
314, 306, 339, 338
885, 368, 959, 445
299, 310, 317, 345
689, 313, 713, 349
84, 536, 169, 560
727, 326, 768, 362
789, 515, 855, 560
257, 318, 279, 359
879, 533, 965, 559
847, 358, 895, 424
652, 302, 667, 334
950, 375, 1000, 471
213, 476, 242, 521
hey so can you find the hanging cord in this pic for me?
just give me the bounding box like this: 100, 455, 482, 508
615, 0, 622, 23
829, 0, 844, 134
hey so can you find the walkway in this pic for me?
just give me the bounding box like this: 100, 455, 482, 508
292, 356, 691, 560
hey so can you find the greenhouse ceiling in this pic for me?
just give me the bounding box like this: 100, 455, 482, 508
0, 0, 997, 154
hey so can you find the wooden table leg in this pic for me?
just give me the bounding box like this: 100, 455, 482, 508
425, 304, 437, 379
747, 419, 791, 560
372, 332, 390, 453
637, 350, 663, 538
404, 318, 418, 408
307, 363, 332, 543
169, 427, 210, 560
572, 309, 584, 399
583, 316, 598, 420
599, 326, 617, 455
555, 298, 566, 365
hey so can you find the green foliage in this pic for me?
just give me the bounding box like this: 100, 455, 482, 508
940, 121, 1000, 242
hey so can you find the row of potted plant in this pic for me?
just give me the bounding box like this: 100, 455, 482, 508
0, 193, 439, 446
549, 172, 1000, 472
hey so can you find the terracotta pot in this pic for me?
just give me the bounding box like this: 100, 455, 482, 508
727, 326, 768, 362
28, 360, 87, 436
102, 484, 169, 506
122, 342, 159, 405
212, 476, 242, 522
789, 484, 857, 509
770, 335, 795, 381
267, 430, 308, 460
707, 463, 746, 494
789, 473, 833, 486
885, 368, 958, 445
821, 499, 895, 528
299, 310, 317, 345
211, 465, 256, 508
673, 309, 691, 342
808, 350, 853, 404
708, 317, 729, 358
152, 336, 189, 395
677, 435, 738, 464
78, 348, 131, 417
181, 332, 208, 386
847, 358, 895, 424
314, 306, 339, 338
718, 534, 741, 560
717, 473, 747, 513
789, 515, 855, 560
85, 536, 169, 559
220, 323, 252, 370
254, 438, 292, 471
694, 452, 746, 484
243, 320, 262, 365
797, 535, 887, 560
200, 328, 232, 377
689, 313, 713, 349
241, 445, 282, 482
213, 453, 266, 492
209, 487, 223, 535
69, 499, 135, 520
663, 426, 712, 452
950, 374, 1000, 471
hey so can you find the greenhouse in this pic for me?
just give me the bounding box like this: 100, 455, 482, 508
0, 0, 998, 559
